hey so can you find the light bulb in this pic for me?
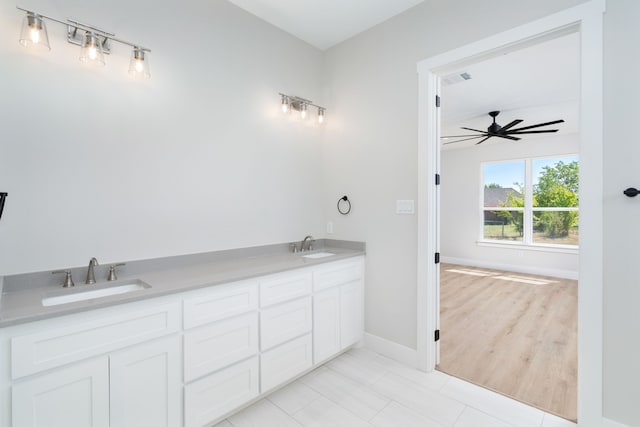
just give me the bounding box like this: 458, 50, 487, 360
135, 60, 144, 72
301, 110, 307, 119
30, 28, 40, 44
89, 46, 97, 60
318, 109, 325, 124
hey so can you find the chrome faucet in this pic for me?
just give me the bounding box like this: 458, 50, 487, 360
85, 257, 99, 284
300, 235, 314, 252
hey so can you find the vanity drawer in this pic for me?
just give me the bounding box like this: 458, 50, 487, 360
260, 297, 312, 351
183, 281, 258, 329
184, 312, 259, 382
260, 333, 313, 392
313, 257, 364, 292
11, 302, 180, 379
259, 270, 312, 307
184, 356, 259, 427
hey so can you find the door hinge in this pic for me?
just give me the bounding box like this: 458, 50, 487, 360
434, 329, 440, 342
435, 252, 440, 264
435, 174, 440, 185
435, 95, 441, 107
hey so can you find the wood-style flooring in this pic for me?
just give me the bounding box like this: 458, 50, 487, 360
437, 264, 578, 422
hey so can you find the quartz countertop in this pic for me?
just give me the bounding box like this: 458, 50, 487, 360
0, 241, 364, 328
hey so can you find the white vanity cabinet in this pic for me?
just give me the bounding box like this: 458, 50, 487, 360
3, 299, 182, 427
0, 255, 364, 427
312, 258, 365, 363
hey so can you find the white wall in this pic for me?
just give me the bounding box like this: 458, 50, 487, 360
321, 0, 586, 352
602, 0, 640, 424
440, 134, 579, 279
0, 0, 325, 275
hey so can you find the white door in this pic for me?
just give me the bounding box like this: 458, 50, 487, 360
340, 280, 364, 349
313, 287, 341, 362
12, 357, 109, 427
110, 336, 182, 427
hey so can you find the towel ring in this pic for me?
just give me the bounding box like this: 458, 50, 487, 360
337, 195, 351, 215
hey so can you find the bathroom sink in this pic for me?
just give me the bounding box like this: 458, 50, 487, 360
301, 252, 335, 259
42, 279, 151, 307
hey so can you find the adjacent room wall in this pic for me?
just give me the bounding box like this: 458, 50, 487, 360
321, 0, 586, 352
440, 134, 579, 279
602, 0, 640, 424
0, 0, 326, 275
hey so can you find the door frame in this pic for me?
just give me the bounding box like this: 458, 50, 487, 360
416, 0, 605, 424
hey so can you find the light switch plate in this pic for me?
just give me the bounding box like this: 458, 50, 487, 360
396, 200, 415, 214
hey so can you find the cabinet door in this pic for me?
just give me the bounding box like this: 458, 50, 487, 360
110, 336, 182, 427
12, 357, 109, 427
340, 280, 364, 349
313, 287, 341, 363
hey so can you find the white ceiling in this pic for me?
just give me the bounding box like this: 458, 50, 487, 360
441, 32, 580, 149
226, 0, 425, 50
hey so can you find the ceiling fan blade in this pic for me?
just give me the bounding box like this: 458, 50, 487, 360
508, 129, 560, 135
461, 127, 487, 133
492, 134, 521, 141
441, 134, 488, 138
475, 136, 492, 145
499, 119, 523, 132
442, 135, 488, 145
508, 119, 565, 132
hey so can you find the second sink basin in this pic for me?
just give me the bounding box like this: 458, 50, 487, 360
302, 252, 335, 259
42, 279, 151, 307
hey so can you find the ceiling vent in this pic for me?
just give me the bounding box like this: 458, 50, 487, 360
442, 71, 472, 86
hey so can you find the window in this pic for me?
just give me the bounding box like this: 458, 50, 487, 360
482, 155, 579, 247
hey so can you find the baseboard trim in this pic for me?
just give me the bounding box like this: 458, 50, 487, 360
440, 256, 578, 280
363, 333, 419, 368
603, 417, 629, 427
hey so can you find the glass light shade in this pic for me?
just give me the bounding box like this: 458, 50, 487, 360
128, 48, 150, 79
300, 103, 308, 120
79, 33, 105, 66
281, 95, 290, 113
19, 13, 50, 51
318, 108, 325, 124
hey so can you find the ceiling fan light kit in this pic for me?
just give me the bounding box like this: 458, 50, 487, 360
443, 110, 565, 146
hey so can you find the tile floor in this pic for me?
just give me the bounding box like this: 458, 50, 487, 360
214, 348, 576, 427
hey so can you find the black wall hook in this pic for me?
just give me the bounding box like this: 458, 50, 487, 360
624, 188, 640, 198
0, 193, 7, 221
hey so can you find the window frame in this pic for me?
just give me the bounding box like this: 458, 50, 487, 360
479, 155, 579, 250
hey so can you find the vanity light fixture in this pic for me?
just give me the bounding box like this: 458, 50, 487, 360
79, 32, 105, 66
16, 6, 152, 79
19, 11, 50, 50
318, 107, 325, 124
279, 93, 326, 125
128, 47, 150, 79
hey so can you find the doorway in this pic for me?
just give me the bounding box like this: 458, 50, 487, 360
416, 2, 605, 425
435, 32, 580, 420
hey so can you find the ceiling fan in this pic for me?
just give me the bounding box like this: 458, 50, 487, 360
442, 111, 564, 145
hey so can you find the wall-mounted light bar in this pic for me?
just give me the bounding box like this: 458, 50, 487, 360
279, 93, 326, 125
16, 6, 152, 79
